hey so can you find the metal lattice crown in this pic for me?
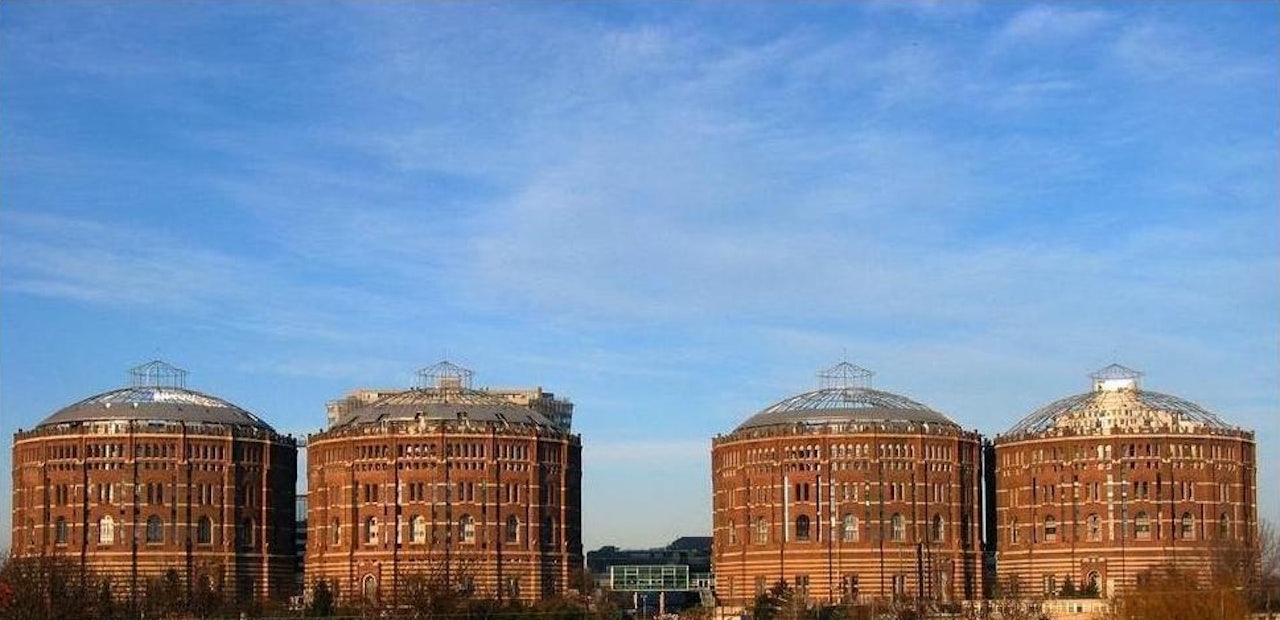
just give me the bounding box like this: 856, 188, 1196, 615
818, 361, 874, 390
415, 360, 474, 390
1090, 363, 1143, 386
129, 360, 188, 389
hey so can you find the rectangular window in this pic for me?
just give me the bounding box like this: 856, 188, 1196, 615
892, 575, 906, 599
794, 575, 809, 597
842, 574, 860, 601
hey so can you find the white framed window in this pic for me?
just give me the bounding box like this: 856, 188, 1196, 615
99, 516, 116, 544
842, 514, 858, 542
411, 516, 427, 544
459, 515, 475, 544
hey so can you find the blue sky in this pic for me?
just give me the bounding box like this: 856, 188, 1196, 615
1, 2, 1276, 552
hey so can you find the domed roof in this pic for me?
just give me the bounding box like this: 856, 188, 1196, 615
733, 362, 958, 432
35, 361, 274, 431
1004, 364, 1234, 436
329, 361, 557, 430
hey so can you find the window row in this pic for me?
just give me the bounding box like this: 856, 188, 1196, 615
1013, 480, 1218, 507
728, 480, 956, 507
78, 515, 255, 546
1008, 512, 1230, 543
729, 513, 946, 545
1003, 442, 1244, 467
330, 514, 562, 546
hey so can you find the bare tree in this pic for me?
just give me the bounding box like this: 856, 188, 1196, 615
1207, 518, 1280, 615
399, 559, 481, 619
0, 553, 106, 620
1100, 564, 1249, 620
1253, 519, 1280, 617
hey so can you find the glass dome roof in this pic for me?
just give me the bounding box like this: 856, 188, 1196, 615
733, 362, 959, 432
35, 361, 273, 431
1003, 364, 1233, 436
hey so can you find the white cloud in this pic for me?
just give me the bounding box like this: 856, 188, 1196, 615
1, 212, 248, 310
1112, 20, 1270, 84
995, 5, 1111, 47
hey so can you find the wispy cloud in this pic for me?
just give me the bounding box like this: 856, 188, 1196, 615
2, 212, 249, 310
1112, 20, 1271, 84
994, 5, 1112, 48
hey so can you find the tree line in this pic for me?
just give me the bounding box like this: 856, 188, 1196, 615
2, 521, 1276, 620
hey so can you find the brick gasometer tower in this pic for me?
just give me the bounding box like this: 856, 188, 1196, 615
10, 361, 298, 605
305, 361, 582, 606
992, 364, 1257, 598
711, 362, 983, 608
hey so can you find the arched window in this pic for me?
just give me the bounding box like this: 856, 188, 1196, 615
365, 517, 378, 544
1044, 516, 1058, 542
1010, 517, 1019, 544
331, 518, 341, 545
727, 519, 737, 545
99, 516, 115, 544
239, 518, 255, 547
932, 515, 944, 542
756, 517, 769, 544
506, 515, 520, 544
1218, 513, 1230, 540
411, 516, 427, 544
1181, 513, 1194, 540
197, 516, 212, 544
146, 515, 163, 543
1135, 512, 1151, 540
54, 517, 68, 544
1087, 514, 1101, 542
362, 574, 377, 603
795, 515, 811, 541
891, 514, 905, 541
842, 514, 858, 542
459, 515, 475, 544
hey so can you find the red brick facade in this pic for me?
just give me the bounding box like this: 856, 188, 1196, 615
305, 364, 582, 605
993, 366, 1258, 597
711, 364, 984, 607
10, 366, 298, 605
